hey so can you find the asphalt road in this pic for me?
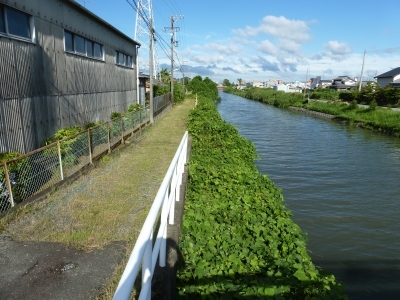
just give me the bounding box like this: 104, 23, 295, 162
0, 236, 126, 300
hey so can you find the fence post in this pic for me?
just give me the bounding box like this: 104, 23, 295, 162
107, 123, 111, 153
131, 111, 136, 136
57, 141, 64, 181
3, 162, 14, 208
121, 116, 125, 145
87, 129, 93, 164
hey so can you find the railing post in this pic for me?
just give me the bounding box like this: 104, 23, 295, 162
139, 233, 153, 300
169, 167, 177, 225
57, 141, 64, 181
159, 191, 169, 267
3, 162, 14, 207
87, 129, 93, 164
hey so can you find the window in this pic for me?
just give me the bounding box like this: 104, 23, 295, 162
0, 7, 5, 33
94, 43, 102, 59
0, 4, 34, 41
64, 30, 103, 60
64, 31, 73, 52
115, 51, 133, 68
74, 35, 85, 54
86, 40, 93, 57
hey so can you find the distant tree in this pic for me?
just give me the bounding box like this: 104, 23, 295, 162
359, 82, 380, 105
187, 75, 218, 100
223, 79, 231, 86
158, 68, 170, 84
237, 78, 243, 87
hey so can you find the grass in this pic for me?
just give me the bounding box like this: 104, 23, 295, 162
306, 100, 400, 134
0, 96, 196, 299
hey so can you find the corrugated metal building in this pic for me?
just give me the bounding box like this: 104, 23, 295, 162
0, 0, 140, 153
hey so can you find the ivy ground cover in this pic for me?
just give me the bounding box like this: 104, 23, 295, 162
176, 96, 347, 299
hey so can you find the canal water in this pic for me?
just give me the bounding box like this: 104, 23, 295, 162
216, 91, 400, 299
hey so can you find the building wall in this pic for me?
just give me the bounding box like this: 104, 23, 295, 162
377, 78, 393, 88
0, 0, 139, 153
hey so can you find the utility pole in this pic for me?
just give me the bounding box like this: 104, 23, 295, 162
164, 15, 183, 103
304, 68, 309, 95
149, 18, 154, 124
359, 50, 366, 91
182, 60, 188, 94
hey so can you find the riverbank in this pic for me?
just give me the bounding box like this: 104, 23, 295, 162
177, 95, 347, 299
224, 87, 400, 137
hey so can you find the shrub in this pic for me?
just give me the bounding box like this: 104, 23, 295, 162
369, 99, 377, 110
339, 91, 356, 102
348, 99, 358, 109
127, 104, 143, 112
111, 112, 122, 120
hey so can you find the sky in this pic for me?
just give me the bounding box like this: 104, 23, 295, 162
77, 0, 400, 84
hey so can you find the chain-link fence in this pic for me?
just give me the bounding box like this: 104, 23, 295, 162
0, 106, 151, 214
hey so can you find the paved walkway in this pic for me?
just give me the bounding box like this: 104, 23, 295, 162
0, 98, 195, 300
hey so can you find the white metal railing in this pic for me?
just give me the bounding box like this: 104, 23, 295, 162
113, 131, 188, 300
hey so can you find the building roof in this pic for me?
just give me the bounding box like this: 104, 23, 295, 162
375, 67, 400, 79
67, 0, 140, 46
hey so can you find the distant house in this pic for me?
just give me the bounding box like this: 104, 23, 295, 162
310, 76, 332, 89
328, 76, 358, 90
375, 67, 400, 88
252, 80, 264, 88
273, 84, 288, 92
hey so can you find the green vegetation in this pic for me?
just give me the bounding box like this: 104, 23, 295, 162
305, 101, 400, 136
0, 152, 22, 163
187, 75, 219, 100
153, 67, 185, 103
222, 79, 232, 86
225, 86, 400, 137
127, 103, 143, 112
0, 152, 31, 206
224, 86, 305, 108
309, 88, 338, 100
177, 95, 347, 299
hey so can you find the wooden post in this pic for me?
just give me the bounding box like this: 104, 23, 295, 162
3, 162, 14, 207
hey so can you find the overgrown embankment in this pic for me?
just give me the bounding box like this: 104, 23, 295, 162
225, 86, 400, 137
176, 96, 347, 299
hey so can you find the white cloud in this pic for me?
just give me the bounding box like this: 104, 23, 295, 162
233, 15, 311, 44
258, 16, 311, 43
191, 54, 226, 65
257, 40, 277, 55
323, 40, 352, 61
205, 43, 241, 55
279, 39, 302, 53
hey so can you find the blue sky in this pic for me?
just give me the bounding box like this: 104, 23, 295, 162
78, 0, 400, 84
